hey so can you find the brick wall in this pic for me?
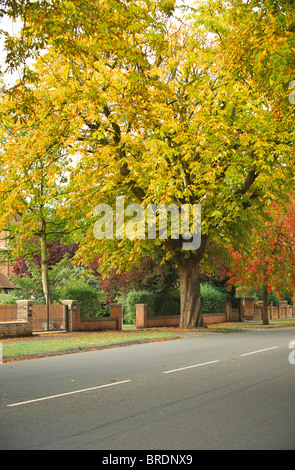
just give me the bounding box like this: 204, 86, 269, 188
135, 304, 227, 328
0, 301, 124, 337
146, 315, 180, 328
75, 317, 118, 331
254, 300, 295, 321
204, 313, 227, 324
0, 300, 33, 338
0, 321, 32, 338
63, 301, 123, 332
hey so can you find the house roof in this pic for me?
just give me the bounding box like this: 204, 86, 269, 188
0, 272, 14, 289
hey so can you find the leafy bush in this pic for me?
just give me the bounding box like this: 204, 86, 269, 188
120, 289, 180, 324
246, 288, 280, 306
61, 280, 105, 318
0, 293, 18, 304
283, 291, 293, 305
200, 283, 227, 314
122, 289, 157, 324
8, 256, 105, 316
154, 292, 180, 316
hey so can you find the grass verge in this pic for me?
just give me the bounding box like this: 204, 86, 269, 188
2, 318, 295, 360
1, 330, 178, 359
207, 318, 295, 330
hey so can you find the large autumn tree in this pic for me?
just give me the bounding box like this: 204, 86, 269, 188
1, 0, 294, 327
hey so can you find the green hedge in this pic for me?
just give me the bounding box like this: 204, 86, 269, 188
61, 282, 105, 318
123, 290, 156, 324
154, 292, 180, 316
200, 283, 227, 314
122, 290, 180, 324
246, 288, 294, 306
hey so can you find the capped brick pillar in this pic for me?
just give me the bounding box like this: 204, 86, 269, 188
110, 304, 123, 330
278, 301, 282, 319
16, 300, 33, 336
61, 300, 79, 332
243, 297, 255, 321
224, 302, 232, 322
136, 304, 147, 328
16, 300, 34, 324
282, 301, 288, 318
269, 301, 273, 320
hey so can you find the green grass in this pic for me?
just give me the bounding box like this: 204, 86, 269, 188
2, 330, 178, 358
207, 318, 295, 330
2, 318, 295, 359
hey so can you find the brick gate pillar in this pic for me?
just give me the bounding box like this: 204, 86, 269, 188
243, 297, 255, 321
16, 300, 33, 323
136, 304, 147, 328
61, 300, 79, 332
16, 300, 33, 335
110, 304, 123, 330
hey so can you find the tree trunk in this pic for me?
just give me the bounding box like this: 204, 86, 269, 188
40, 227, 51, 305
166, 235, 208, 329
178, 255, 205, 328
262, 281, 269, 326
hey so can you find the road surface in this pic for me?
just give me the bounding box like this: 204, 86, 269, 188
1, 328, 295, 450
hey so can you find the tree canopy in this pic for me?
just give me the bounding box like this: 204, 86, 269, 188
0, 0, 294, 326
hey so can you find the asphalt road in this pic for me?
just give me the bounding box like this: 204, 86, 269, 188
1, 328, 295, 451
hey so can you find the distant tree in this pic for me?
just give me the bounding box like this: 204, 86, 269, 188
0, 81, 75, 304
12, 239, 78, 277
227, 200, 295, 325
89, 252, 179, 304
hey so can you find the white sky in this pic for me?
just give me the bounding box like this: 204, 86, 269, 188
0, 15, 23, 86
